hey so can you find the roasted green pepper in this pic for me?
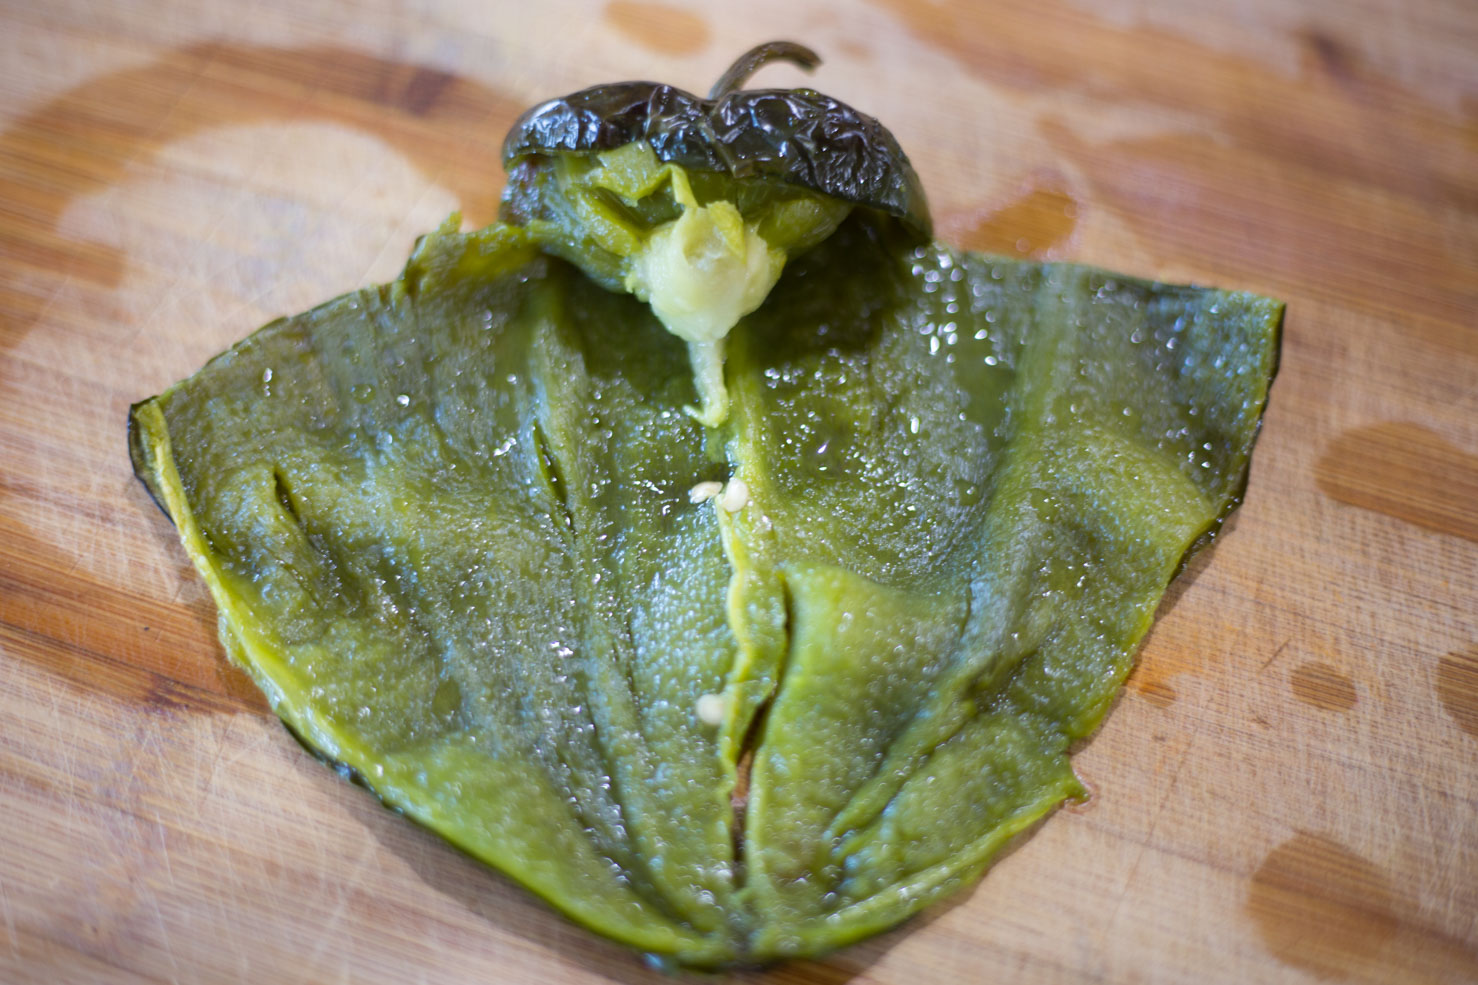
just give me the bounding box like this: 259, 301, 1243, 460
129, 44, 1281, 967
500, 41, 926, 425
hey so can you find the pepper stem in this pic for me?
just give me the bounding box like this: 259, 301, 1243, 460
708, 41, 821, 99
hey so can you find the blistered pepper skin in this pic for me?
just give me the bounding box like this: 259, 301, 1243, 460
502, 42, 931, 239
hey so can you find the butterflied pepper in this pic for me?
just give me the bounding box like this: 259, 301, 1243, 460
129, 43, 1281, 966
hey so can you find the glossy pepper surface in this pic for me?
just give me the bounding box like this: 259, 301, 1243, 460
129, 45, 1282, 967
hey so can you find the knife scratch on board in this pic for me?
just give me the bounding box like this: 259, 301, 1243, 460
196, 718, 233, 810
144, 814, 183, 985
42, 667, 83, 819
303, 837, 379, 974
1103, 732, 1199, 934
1259, 638, 1293, 673
0, 876, 17, 959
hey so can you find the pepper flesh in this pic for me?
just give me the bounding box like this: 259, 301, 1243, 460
501, 141, 852, 425
130, 211, 1280, 965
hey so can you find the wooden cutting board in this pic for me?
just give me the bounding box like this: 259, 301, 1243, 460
2, 0, 1475, 982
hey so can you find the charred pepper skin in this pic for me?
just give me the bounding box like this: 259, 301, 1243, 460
502, 42, 931, 239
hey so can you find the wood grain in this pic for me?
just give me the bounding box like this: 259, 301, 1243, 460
1, 1, 1475, 982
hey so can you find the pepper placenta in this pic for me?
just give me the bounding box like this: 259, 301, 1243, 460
129, 44, 1282, 966
500, 41, 927, 426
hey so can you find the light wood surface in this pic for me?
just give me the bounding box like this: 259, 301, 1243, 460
2, 1, 1475, 982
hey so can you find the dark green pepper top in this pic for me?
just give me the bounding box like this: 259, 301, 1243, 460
129, 45, 1281, 968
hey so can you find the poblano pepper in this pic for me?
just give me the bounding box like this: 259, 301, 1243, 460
129, 44, 1282, 967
